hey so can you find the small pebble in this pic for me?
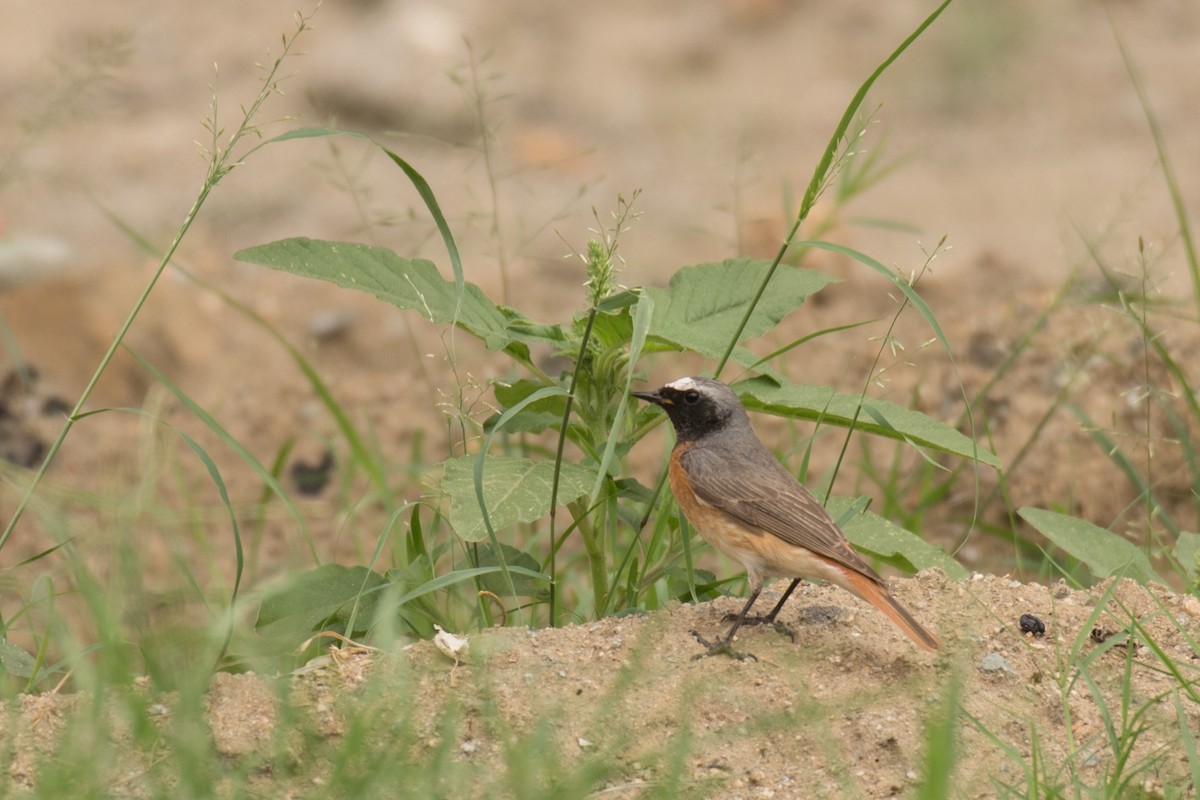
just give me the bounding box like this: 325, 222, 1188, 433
799, 605, 846, 626
978, 652, 1018, 678
307, 309, 356, 341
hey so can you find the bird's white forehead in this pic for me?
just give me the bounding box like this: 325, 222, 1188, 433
666, 376, 700, 391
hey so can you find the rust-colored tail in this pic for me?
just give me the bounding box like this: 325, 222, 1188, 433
843, 571, 939, 652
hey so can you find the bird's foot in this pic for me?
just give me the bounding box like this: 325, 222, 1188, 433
722, 613, 796, 643
689, 630, 758, 662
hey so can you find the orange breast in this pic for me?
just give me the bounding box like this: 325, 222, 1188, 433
668, 442, 862, 593
670, 442, 770, 584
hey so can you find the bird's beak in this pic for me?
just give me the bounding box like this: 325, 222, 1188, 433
632, 389, 667, 406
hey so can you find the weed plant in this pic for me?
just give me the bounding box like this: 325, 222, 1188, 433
2, 0, 1199, 796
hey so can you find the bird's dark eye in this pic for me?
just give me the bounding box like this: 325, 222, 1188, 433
683, 389, 700, 404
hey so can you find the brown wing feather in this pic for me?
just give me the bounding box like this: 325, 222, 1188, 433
679, 443, 882, 584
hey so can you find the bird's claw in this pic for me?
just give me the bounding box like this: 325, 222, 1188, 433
689, 630, 758, 662
722, 613, 796, 643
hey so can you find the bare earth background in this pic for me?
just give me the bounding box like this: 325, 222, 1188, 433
2, 0, 1200, 796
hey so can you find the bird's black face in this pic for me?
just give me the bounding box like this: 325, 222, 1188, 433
633, 377, 741, 442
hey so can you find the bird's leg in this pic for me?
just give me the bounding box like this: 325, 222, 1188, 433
691, 586, 762, 661
760, 578, 801, 623
723, 579, 801, 642
744, 578, 801, 642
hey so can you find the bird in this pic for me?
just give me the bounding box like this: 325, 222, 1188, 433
633, 376, 939, 658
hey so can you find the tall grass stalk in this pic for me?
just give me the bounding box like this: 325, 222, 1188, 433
0, 9, 317, 551
1111, 24, 1199, 314
713, 0, 954, 379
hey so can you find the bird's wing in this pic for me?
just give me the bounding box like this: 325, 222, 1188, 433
679, 443, 881, 583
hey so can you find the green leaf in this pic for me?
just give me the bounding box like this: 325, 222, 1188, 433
1174, 531, 1200, 583
587, 307, 634, 351
485, 410, 565, 435
503, 314, 570, 347
645, 259, 836, 362
235, 237, 513, 350
494, 379, 568, 415
441, 455, 596, 542
261, 127, 466, 319
256, 564, 387, 638
597, 289, 641, 314
487, 380, 576, 435
736, 376, 1000, 467
476, 544, 549, 598
1019, 508, 1158, 585
0, 639, 37, 679
827, 497, 968, 579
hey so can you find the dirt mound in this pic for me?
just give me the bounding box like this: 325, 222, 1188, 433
4, 574, 1196, 796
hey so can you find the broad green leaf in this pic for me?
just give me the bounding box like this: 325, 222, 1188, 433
261, 127, 466, 320
736, 376, 1000, 467
486, 379, 579, 436
484, 409, 565, 435
645, 259, 836, 361
0, 639, 37, 679
493, 380, 568, 418
597, 289, 641, 313
476, 544, 550, 598
235, 238, 513, 350
587, 307, 634, 351
1019, 508, 1158, 585
503, 315, 570, 347
256, 564, 387, 637
441, 455, 596, 542
1174, 531, 1200, 583
827, 497, 968, 579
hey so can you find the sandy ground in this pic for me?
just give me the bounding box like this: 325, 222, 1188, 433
2, 0, 1200, 794
5, 574, 1200, 797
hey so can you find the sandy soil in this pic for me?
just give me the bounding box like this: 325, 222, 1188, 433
4, 574, 1200, 797
2, 0, 1200, 794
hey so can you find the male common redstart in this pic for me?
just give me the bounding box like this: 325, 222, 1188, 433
633, 377, 939, 657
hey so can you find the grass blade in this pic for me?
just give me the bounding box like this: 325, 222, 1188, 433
1111, 25, 1199, 312
174, 428, 243, 668
473, 385, 570, 624
129, 349, 319, 562
260, 126, 466, 323
0, 11, 314, 553
918, 670, 960, 799
590, 292, 654, 503
180, 270, 394, 508
714, 0, 955, 377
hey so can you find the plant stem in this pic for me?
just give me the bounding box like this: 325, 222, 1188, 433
547, 307, 599, 625
570, 498, 608, 616
1, 185, 209, 552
